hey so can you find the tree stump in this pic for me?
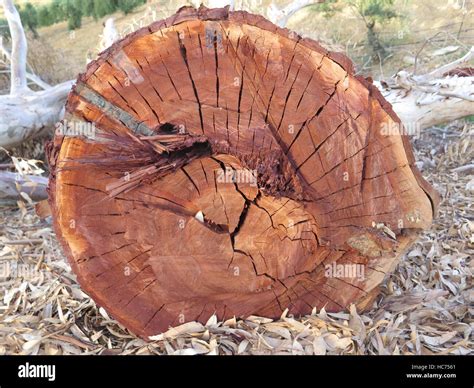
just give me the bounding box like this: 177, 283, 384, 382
47, 6, 438, 338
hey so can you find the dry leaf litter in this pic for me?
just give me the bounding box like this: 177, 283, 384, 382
0, 120, 472, 355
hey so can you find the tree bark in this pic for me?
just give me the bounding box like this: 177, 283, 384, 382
47, 6, 438, 338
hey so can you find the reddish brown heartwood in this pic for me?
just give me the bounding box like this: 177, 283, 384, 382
47, 6, 438, 339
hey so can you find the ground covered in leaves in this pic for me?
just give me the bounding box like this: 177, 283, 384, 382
0, 121, 472, 355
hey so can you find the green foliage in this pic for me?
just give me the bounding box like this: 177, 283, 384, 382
312, 0, 398, 21
19, 2, 39, 38
311, 0, 339, 18
352, 0, 398, 24
0, 18, 11, 39
49, 0, 67, 23
65, 0, 83, 30
93, 0, 117, 18
347, 0, 400, 60
118, 0, 139, 15
7, 0, 144, 34
81, 0, 97, 19
38, 6, 53, 27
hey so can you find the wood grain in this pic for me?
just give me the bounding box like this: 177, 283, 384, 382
47, 6, 438, 338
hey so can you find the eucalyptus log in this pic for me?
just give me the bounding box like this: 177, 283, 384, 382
48, 6, 438, 338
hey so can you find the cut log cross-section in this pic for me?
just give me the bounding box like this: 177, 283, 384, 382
47, 6, 438, 338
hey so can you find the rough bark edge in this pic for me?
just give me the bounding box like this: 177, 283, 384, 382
46, 7, 440, 335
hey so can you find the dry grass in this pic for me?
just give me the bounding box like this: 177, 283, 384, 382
0, 119, 472, 355
0, 0, 47, 18
33, 0, 474, 79
294, 0, 474, 78
2, 0, 472, 90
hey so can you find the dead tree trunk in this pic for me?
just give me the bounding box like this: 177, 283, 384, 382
48, 6, 438, 338
375, 47, 474, 130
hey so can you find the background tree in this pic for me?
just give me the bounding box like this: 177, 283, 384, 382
0, 17, 10, 39
312, 0, 338, 18
65, 0, 83, 30
19, 2, 39, 38
37, 5, 54, 27
118, 0, 141, 15
93, 0, 117, 18
49, 0, 67, 24
349, 0, 398, 60
82, 0, 98, 20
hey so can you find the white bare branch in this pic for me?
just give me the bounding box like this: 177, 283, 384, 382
394, 70, 474, 102
375, 47, 474, 130
0, 80, 74, 148
98, 18, 120, 52
0, 0, 73, 149
0, 37, 51, 90
1, 0, 29, 95
424, 46, 474, 80
267, 0, 322, 27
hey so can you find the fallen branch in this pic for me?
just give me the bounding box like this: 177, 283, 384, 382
426, 46, 474, 79
97, 18, 120, 53
0, 80, 74, 148
267, 0, 323, 27
375, 47, 474, 130
0, 171, 48, 205
1, 0, 28, 95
